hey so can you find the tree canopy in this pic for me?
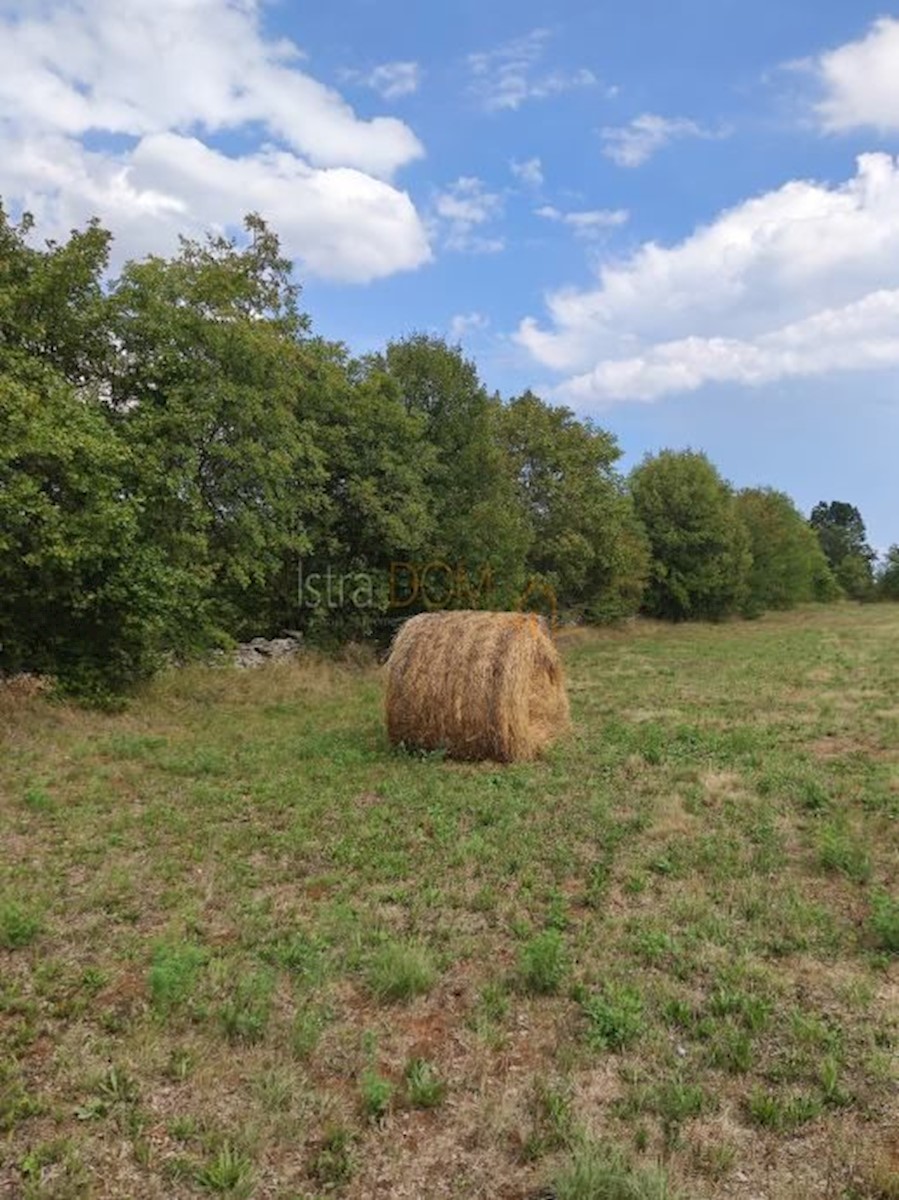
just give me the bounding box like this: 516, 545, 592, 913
1, 204, 891, 697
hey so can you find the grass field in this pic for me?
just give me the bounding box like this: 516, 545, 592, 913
1, 605, 898, 1199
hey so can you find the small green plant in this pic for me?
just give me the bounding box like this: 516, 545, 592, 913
195, 1142, 253, 1195
165, 1047, 195, 1082
521, 1077, 576, 1161
97, 1065, 140, 1106
367, 941, 435, 1002
818, 823, 872, 884
707, 1025, 754, 1074
0, 901, 42, 950
23, 787, 55, 813
869, 892, 899, 953
819, 1056, 850, 1107
291, 1003, 328, 1060
553, 1139, 682, 1200
707, 986, 771, 1032
310, 1126, 354, 1187
168, 1115, 200, 1142
477, 980, 510, 1023
746, 1088, 823, 1131
518, 929, 567, 995
253, 1067, 294, 1113
580, 983, 644, 1051
268, 930, 327, 987
360, 1068, 393, 1121
217, 970, 274, 1044
148, 940, 208, 1014
404, 1058, 446, 1109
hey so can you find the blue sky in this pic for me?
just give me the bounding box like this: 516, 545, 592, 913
1, 0, 897, 550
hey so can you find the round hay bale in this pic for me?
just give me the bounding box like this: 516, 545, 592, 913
385, 610, 570, 762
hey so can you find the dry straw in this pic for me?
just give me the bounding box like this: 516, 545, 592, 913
385, 610, 570, 762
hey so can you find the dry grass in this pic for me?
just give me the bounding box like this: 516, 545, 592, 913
1, 605, 898, 1198
385, 610, 570, 762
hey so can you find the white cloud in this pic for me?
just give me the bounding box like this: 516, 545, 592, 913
516, 153, 899, 404
811, 16, 899, 132
0, 0, 430, 282
601, 113, 714, 167
449, 311, 490, 339
468, 29, 597, 112
536, 204, 628, 237
561, 292, 899, 403
510, 156, 544, 188
345, 61, 422, 100
433, 176, 504, 253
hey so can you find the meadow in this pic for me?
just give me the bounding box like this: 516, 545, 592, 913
1, 605, 897, 1199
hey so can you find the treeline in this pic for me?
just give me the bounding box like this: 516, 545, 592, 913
0, 209, 894, 697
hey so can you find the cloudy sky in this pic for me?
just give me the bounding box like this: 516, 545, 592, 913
1, 0, 897, 551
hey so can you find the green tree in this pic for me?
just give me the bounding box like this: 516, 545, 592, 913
736, 488, 838, 614
630, 450, 751, 621
500, 391, 648, 621
106, 215, 329, 641
377, 335, 529, 608
0, 202, 112, 385
809, 501, 876, 599
0, 364, 181, 695
290, 341, 437, 640
877, 546, 899, 601
0, 205, 185, 695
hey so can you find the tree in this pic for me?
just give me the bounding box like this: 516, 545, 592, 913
809, 501, 876, 599
0, 205, 185, 695
106, 215, 330, 640
0, 201, 112, 386
287, 340, 438, 641
0, 363, 182, 696
499, 391, 648, 621
877, 546, 899, 601
736, 488, 838, 613
376, 335, 530, 608
630, 450, 751, 621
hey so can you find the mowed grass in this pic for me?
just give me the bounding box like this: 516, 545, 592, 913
1, 606, 898, 1199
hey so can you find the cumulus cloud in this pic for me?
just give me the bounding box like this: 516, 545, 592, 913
433, 177, 504, 253
468, 29, 597, 112
449, 311, 490, 339
510, 157, 544, 188
601, 113, 715, 167
811, 16, 899, 132
344, 61, 422, 100
0, 0, 430, 282
516, 153, 899, 404
536, 204, 628, 237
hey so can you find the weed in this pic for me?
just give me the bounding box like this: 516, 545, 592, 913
360, 1068, 393, 1121
746, 1088, 823, 1131
254, 1067, 295, 1113
367, 941, 435, 1002
818, 822, 872, 884
195, 1142, 254, 1195
23, 787, 55, 813
0, 901, 42, 950
707, 1024, 754, 1074
553, 1139, 682, 1200
217, 970, 274, 1044
579, 983, 644, 1051
869, 892, 899, 953
291, 1003, 328, 1060
404, 1058, 446, 1109
520, 1077, 576, 1160
518, 929, 567, 995
310, 1126, 354, 1187
148, 940, 208, 1015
